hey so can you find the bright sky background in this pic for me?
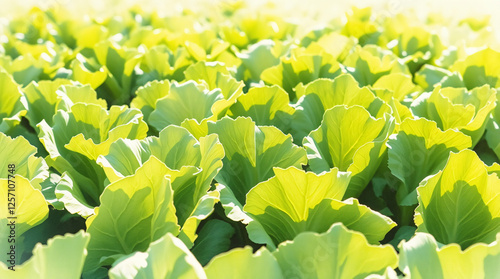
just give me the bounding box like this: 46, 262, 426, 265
3, 0, 500, 18
3, 0, 500, 42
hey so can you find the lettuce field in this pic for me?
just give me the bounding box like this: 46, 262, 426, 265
1, 1, 500, 278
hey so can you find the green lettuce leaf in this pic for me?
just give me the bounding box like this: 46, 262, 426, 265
217, 183, 275, 249
97, 125, 223, 244
53, 83, 108, 112
304, 32, 356, 62
207, 117, 307, 204
343, 45, 409, 86
486, 89, 500, 160
137, 45, 192, 83
84, 157, 180, 271
389, 27, 443, 73
109, 233, 206, 279
399, 232, 500, 279
184, 61, 244, 106
0, 53, 44, 87
414, 64, 453, 91
273, 223, 398, 279
488, 163, 500, 176
236, 40, 285, 83
450, 48, 500, 89
0, 71, 27, 134
183, 29, 238, 66
149, 80, 241, 135
387, 118, 472, 222
221, 14, 296, 49
303, 105, 395, 197
244, 167, 396, 245
0, 231, 90, 279
76, 40, 142, 104
0, 175, 49, 266
341, 7, 379, 45
24, 81, 107, 128
205, 246, 283, 279
130, 79, 170, 122
371, 73, 421, 101
228, 85, 294, 134
70, 58, 107, 90
0, 132, 49, 189
23, 79, 72, 127
38, 103, 148, 213
260, 47, 343, 101
411, 84, 496, 146
292, 74, 391, 142
191, 219, 235, 266
415, 150, 500, 249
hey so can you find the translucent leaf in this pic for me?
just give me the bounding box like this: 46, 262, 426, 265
415, 150, 500, 249
303, 105, 395, 197
387, 118, 472, 207
205, 247, 282, 279
273, 223, 398, 279
399, 232, 500, 279
207, 117, 307, 204
0, 71, 27, 134
109, 233, 206, 279
411, 85, 496, 146
244, 167, 395, 244
84, 157, 180, 271
0, 231, 90, 279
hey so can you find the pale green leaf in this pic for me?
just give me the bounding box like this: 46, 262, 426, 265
292, 74, 391, 142
372, 73, 420, 101
207, 117, 307, 204
261, 47, 343, 101
205, 247, 283, 279
97, 125, 224, 240
130, 79, 170, 121
228, 85, 294, 133
0, 231, 90, 279
244, 167, 395, 244
399, 232, 500, 279
109, 233, 206, 279
387, 118, 472, 207
0, 132, 49, 189
415, 150, 500, 248
450, 48, 500, 89
84, 157, 180, 271
0, 71, 27, 134
411, 85, 496, 146
38, 103, 148, 211
343, 45, 409, 86
149, 81, 224, 131
273, 223, 398, 279
303, 105, 395, 197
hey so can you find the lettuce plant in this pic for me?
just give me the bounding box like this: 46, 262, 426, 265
38, 103, 148, 216
0, 232, 89, 279
243, 167, 395, 245
0, 71, 27, 134
399, 232, 500, 278
261, 47, 344, 101
84, 158, 180, 272
411, 85, 496, 146
387, 118, 472, 224
97, 125, 224, 244
415, 150, 500, 249
304, 105, 395, 197
208, 116, 306, 204
292, 74, 391, 142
